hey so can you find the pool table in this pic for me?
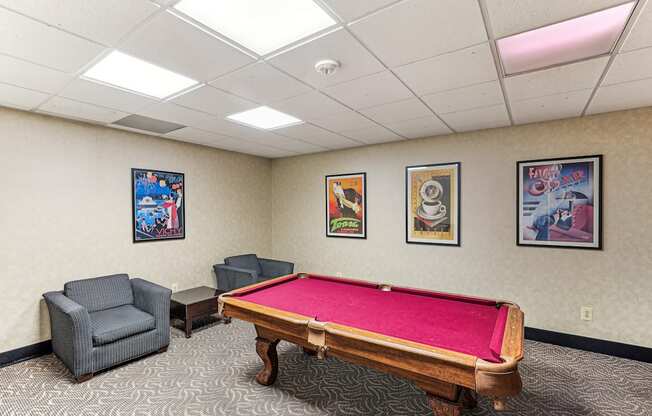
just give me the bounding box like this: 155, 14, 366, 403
218, 273, 524, 416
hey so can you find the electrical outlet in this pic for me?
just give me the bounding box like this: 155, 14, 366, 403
336, 272, 343, 277
580, 306, 593, 321
171, 283, 179, 292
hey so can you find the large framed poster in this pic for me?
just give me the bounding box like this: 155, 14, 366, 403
132, 168, 185, 243
517, 155, 602, 249
325, 172, 366, 238
406, 162, 460, 246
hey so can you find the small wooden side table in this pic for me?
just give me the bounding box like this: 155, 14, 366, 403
170, 286, 228, 338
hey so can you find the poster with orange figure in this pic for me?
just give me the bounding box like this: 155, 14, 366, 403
325, 173, 366, 238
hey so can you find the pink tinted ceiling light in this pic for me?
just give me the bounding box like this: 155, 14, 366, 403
497, 2, 635, 75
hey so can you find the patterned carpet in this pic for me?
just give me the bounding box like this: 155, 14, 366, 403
1, 319, 650, 416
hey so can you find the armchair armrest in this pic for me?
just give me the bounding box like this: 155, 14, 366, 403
42, 291, 93, 377
131, 278, 172, 347
258, 257, 294, 278
213, 264, 258, 291
131, 278, 171, 324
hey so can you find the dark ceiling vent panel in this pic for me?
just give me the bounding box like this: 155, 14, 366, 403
113, 114, 186, 134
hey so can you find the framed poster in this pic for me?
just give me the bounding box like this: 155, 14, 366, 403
406, 162, 460, 246
325, 172, 366, 238
517, 155, 602, 249
132, 168, 185, 243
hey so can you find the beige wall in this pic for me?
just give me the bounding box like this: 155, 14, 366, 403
0, 108, 273, 353
271, 108, 652, 348
3, 106, 651, 354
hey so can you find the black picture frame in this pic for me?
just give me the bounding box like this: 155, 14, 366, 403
516, 155, 602, 250
405, 162, 461, 246
325, 172, 367, 239
131, 168, 185, 243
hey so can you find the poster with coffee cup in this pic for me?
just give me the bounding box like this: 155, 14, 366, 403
325, 172, 366, 238
406, 163, 460, 246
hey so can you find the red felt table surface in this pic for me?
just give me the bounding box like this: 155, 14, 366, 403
236, 275, 508, 362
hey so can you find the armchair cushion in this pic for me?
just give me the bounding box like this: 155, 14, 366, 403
64, 274, 133, 313
90, 305, 155, 346
225, 254, 262, 275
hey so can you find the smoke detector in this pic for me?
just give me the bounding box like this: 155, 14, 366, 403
314, 59, 340, 76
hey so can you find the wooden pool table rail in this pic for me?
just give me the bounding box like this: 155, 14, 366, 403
218, 273, 524, 416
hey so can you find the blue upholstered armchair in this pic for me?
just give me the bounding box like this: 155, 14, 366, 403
213, 254, 294, 291
43, 274, 171, 382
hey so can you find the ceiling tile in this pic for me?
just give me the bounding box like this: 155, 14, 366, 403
486, 0, 627, 38
243, 146, 299, 159
512, 89, 593, 125
137, 101, 216, 129
268, 28, 385, 89
59, 79, 157, 113
422, 81, 504, 115
622, 1, 652, 51
195, 116, 277, 139
394, 43, 498, 96
586, 77, 652, 115
275, 123, 360, 149
0, 82, 49, 110
210, 62, 311, 103
260, 136, 327, 153
171, 85, 257, 117
272, 91, 348, 121
221, 140, 297, 158
164, 126, 298, 157
603, 47, 652, 86
360, 98, 432, 124
121, 11, 254, 81
38, 97, 128, 124
383, 115, 451, 139
323, 0, 398, 22
439, 104, 511, 132
0, 8, 104, 73
310, 109, 377, 132
0, 0, 159, 46
142, 103, 300, 144
504, 56, 609, 102
0, 55, 72, 94
350, 0, 487, 68
208, 119, 290, 143
322, 71, 413, 109
341, 124, 403, 144
165, 126, 239, 146
166, 127, 234, 144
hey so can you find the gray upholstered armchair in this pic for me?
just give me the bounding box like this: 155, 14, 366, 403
213, 254, 294, 291
43, 274, 171, 382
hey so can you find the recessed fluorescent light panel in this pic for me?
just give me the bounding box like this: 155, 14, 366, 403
174, 0, 336, 56
83, 51, 198, 99
227, 106, 303, 129
497, 2, 635, 75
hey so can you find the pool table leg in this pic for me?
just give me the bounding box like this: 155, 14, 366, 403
426, 394, 462, 416
424, 387, 476, 416
255, 336, 280, 386
302, 346, 317, 356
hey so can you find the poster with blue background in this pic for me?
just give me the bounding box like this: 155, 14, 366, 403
518, 156, 601, 249
132, 169, 185, 242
